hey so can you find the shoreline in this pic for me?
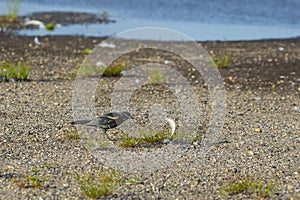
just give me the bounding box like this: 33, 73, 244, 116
1, 34, 299, 91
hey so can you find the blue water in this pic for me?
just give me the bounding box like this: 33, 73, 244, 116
1, 0, 300, 41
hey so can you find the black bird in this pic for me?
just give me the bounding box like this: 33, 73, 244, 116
72, 111, 134, 140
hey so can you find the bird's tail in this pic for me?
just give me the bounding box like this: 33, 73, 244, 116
71, 120, 91, 125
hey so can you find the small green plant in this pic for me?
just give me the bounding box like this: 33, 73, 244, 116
103, 64, 125, 76
221, 178, 276, 198
26, 176, 41, 188
119, 134, 137, 148
5, 0, 22, 20
149, 70, 164, 83
249, 179, 276, 198
65, 71, 77, 80
64, 131, 82, 140
78, 64, 124, 77
0, 61, 31, 82
75, 169, 123, 199
212, 55, 231, 68
30, 168, 39, 173
45, 23, 55, 31
139, 131, 169, 144
12, 175, 48, 189
44, 163, 53, 169
84, 48, 93, 54
118, 131, 172, 148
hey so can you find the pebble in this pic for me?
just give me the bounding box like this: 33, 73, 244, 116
255, 128, 262, 133
293, 106, 300, 111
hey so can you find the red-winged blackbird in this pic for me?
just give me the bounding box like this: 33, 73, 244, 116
71, 111, 134, 135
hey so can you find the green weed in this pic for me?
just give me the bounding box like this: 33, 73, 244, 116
44, 163, 53, 169
84, 48, 93, 54
0, 61, 31, 82
78, 64, 124, 77
12, 175, 48, 189
103, 64, 124, 76
212, 55, 231, 68
221, 178, 276, 198
75, 169, 123, 199
5, 0, 21, 20
45, 23, 55, 31
30, 168, 39, 173
149, 70, 164, 83
64, 131, 82, 140
118, 131, 172, 148
119, 134, 137, 148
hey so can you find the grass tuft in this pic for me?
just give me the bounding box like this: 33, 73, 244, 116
0, 61, 31, 82
75, 169, 123, 199
118, 131, 173, 148
83, 48, 93, 54
5, 0, 22, 20
149, 70, 164, 83
64, 131, 82, 140
119, 134, 137, 148
103, 64, 124, 76
11, 175, 49, 189
78, 63, 124, 77
221, 178, 277, 198
212, 55, 231, 68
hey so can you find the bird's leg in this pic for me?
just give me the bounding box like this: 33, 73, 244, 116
103, 129, 115, 141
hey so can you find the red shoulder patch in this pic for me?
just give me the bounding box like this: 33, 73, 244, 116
107, 115, 120, 120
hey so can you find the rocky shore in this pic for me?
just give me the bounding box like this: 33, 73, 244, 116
0, 34, 299, 199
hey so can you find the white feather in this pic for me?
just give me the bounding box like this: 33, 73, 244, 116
165, 117, 176, 137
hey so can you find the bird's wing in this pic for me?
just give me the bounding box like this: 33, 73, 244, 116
86, 116, 115, 128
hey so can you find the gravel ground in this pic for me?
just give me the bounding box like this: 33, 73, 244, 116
0, 34, 299, 199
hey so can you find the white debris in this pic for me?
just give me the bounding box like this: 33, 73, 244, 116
34, 37, 41, 45
164, 60, 175, 65
98, 42, 116, 48
24, 18, 46, 29
175, 89, 181, 94
120, 70, 127, 76
162, 139, 172, 144
279, 75, 285, 79
293, 106, 300, 111
278, 47, 285, 51
96, 61, 105, 67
